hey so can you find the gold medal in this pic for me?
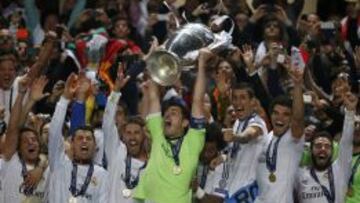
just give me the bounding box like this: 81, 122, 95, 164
347, 187, 354, 197
69, 196, 78, 203
122, 188, 132, 198
269, 173, 276, 183
173, 165, 182, 175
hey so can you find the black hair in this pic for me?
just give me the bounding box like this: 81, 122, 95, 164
205, 122, 227, 151
262, 15, 286, 41
71, 126, 95, 141
231, 82, 255, 99
310, 131, 334, 151
268, 95, 292, 115
18, 127, 40, 150
161, 96, 190, 119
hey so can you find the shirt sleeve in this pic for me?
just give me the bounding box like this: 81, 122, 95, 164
102, 92, 126, 164
146, 113, 163, 141
49, 96, 69, 171
186, 128, 206, 156
334, 109, 355, 182
98, 170, 110, 203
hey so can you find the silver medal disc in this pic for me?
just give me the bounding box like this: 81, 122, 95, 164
219, 179, 227, 189
69, 196, 78, 203
173, 165, 182, 175
122, 189, 132, 198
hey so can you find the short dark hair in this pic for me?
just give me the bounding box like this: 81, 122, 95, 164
205, 122, 227, 151
71, 126, 95, 141
268, 95, 292, 115
310, 131, 333, 151
162, 96, 190, 119
18, 127, 40, 149
231, 82, 255, 98
124, 116, 145, 128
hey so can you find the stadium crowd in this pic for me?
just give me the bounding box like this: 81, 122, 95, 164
0, 0, 359, 203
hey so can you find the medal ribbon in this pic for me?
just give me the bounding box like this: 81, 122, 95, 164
69, 162, 94, 197
265, 135, 283, 174
199, 165, 209, 189
124, 155, 147, 189
168, 136, 184, 167
20, 159, 35, 196
231, 114, 254, 158
310, 166, 335, 203
348, 155, 360, 188
219, 161, 230, 189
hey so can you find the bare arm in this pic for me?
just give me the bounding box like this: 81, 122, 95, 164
192, 49, 212, 118
290, 67, 305, 140
19, 76, 49, 126
26, 33, 57, 81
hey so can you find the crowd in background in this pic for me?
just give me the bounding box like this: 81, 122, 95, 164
0, 0, 359, 203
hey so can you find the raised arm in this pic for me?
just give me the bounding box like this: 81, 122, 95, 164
336, 92, 357, 178
69, 73, 90, 134
192, 49, 213, 118
289, 66, 305, 140
19, 76, 49, 126
103, 67, 129, 161
147, 80, 161, 115
49, 73, 78, 171
27, 33, 57, 82
2, 77, 28, 161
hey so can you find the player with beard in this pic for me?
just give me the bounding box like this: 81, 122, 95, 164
0, 76, 50, 203
346, 114, 360, 203
255, 67, 305, 203
295, 92, 358, 203
133, 49, 211, 203
221, 82, 268, 202
48, 73, 110, 203
102, 68, 148, 202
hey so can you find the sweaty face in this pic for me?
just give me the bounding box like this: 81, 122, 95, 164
231, 89, 253, 120
163, 106, 188, 139
0, 60, 16, 90
200, 141, 218, 164
19, 131, 40, 163
312, 137, 332, 170
114, 20, 130, 39
71, 130, 96, 163
271, 105, 291, 136
123, 123, 145, 157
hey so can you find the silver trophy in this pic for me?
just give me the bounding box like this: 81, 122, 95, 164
146, 19, 234, 86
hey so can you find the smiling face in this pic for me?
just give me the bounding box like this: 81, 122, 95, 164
231, 89, 253, 120
271, 104, 292, 136
0, 59, 16, 90
19, 130, 40, 164
311, 136, 332, 170
163, 106, 189, 139
71, 129, 96, 164
123, 123, 145, 157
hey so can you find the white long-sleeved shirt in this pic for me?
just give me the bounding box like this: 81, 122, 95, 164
103, 91, 146, 203
48, 97, 110, 203
295, 109, 355, 203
